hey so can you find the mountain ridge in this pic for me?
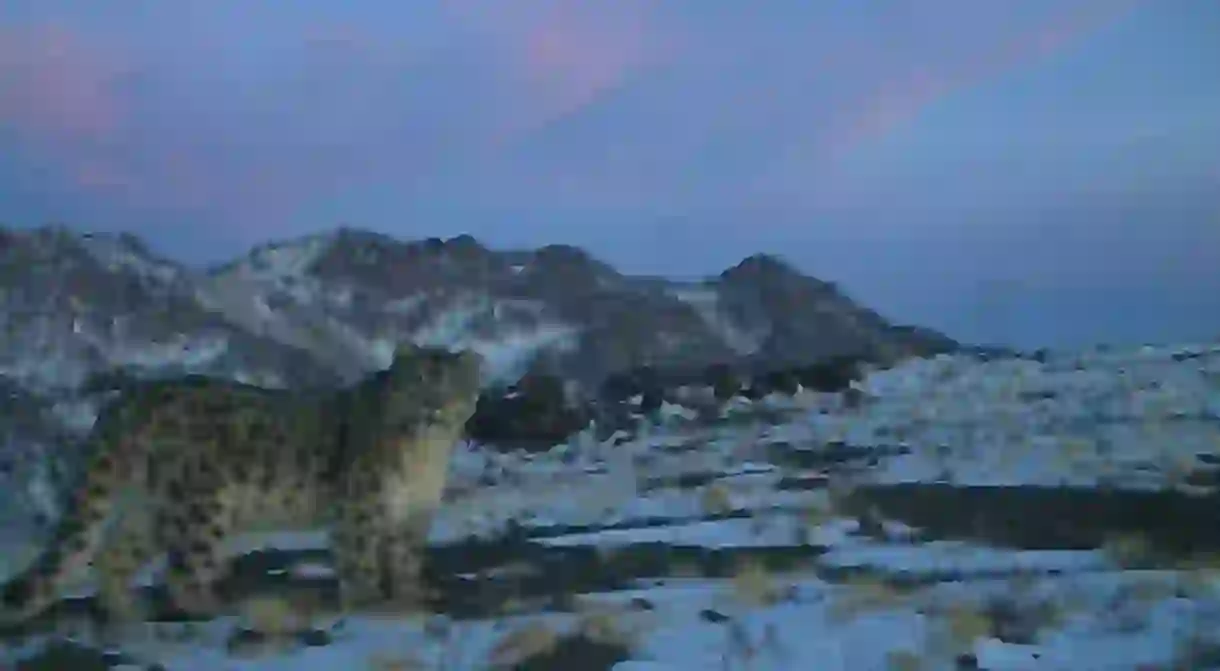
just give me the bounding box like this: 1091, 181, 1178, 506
0, 224, 958, 395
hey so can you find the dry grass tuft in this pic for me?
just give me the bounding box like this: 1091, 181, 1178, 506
728, 557, 784, 607
701, 482, 735, 515
827, 576, 907, 623
885, 648, 924, 671
237, 595, 310, 635
1102, 532, 1157, 568
486, 621, 562, 668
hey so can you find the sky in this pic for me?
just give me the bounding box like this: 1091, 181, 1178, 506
1, 1, 1218, 349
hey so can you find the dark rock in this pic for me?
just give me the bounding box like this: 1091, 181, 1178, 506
954, 652, 980, 670
298, 628, 333, 647
792, 356, 867, 393
703, 362, 742, 402
842, 483, 1220, 555
466, 374, 590, 452
753, 368, 800, 396
13, 639, 111, 671
511, 631, 632, 671
1172, 349, 1204, 362
739, 384, 769, 401
599, 365, 661, 404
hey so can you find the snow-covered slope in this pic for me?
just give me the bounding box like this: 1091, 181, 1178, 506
5, 340, 1220, 670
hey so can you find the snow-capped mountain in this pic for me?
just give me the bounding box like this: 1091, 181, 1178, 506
0, 226, 344, 396
1, 224, 955, 398
207, 228, 956, 387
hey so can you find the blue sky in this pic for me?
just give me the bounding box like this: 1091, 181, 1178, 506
1, 1, 1217, 349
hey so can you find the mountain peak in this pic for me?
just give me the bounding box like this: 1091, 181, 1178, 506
719, 253, 802, 282
740, 252, 794, 270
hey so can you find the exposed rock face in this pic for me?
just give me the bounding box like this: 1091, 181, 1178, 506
716, 253, 956, 366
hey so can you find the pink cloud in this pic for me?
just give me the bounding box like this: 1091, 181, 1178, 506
839, 1, 1146, 158
0, 23, 127, 141
516, 4, 659, 125
0, 21, 144, 203
171, 3, 670, 233
441, 0, 670, 141
834, 67, 949, 162
0, 17, 416, 231
751, 1, 1148, 204
0, 5, 671, 233
0, 1, 1161, 245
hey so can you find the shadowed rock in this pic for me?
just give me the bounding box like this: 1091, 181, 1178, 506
466, 373, 591, 452
842, 483, 1220, 555
511, 631, 633, 670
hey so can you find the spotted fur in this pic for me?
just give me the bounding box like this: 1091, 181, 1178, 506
0, 344, 482, 626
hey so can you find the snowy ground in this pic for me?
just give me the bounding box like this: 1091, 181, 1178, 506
4, 342, 1220, 670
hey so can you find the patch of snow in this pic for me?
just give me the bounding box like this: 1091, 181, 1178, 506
668, 285, 766, 355
77, 233, 182, 285
345, 308, 578, 385
230, 370, 288, 388
108, 332, 230, 370
0, 343, 92, 392
410, 294, 488, 346
48, 398, 101, 434
385, 294, 580, 383
238, 233, 335, 282
821, 540, 1110, 575
466, 324, 581, 385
